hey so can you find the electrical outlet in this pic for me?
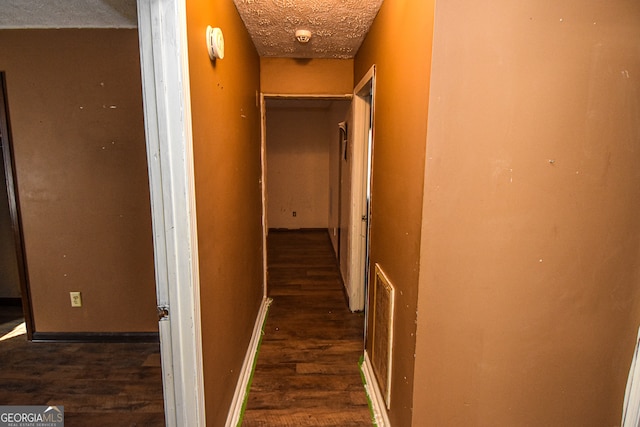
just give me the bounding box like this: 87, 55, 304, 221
70, 291, 82, 307
292, 211, 297, 217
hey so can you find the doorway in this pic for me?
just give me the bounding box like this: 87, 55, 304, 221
345, 66, 376, 314
261, 95, 351, 293
260, 78, 376, 315
0, 72, 33, 340
246, 95, 371, 422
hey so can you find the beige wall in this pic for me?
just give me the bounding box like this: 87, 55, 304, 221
266, 106, 331, 229
354, 0, 436, 425
266, 100, 349, 231
415, 0, 640, 425
185, 0, 264, 424
0, 29, 157, 332
261, 58, 353, 95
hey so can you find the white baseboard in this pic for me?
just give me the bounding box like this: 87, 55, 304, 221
225, 297, 272, 427
362, 350, 392, 426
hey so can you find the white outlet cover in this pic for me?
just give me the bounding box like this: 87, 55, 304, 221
206, 26, 224, 60
70, 291, 82, 307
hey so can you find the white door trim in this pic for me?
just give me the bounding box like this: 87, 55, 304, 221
260, 93, 352, 297
260, 94, 268, 298
347, 65, 376, 312
137, 1, 205, 426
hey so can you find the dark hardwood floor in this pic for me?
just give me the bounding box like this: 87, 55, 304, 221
0, 229, 370, 426
243, 230, 372, 426
0, 306, 164, 426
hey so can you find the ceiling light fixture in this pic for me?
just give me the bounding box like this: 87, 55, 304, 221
295, 29, 312, 43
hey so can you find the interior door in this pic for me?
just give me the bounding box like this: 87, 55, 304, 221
347, 65, 376, 313
0, 72, 34, 339
0, 115, 21, 301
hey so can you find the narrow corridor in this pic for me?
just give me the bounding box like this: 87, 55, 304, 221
243, 230, 371, 426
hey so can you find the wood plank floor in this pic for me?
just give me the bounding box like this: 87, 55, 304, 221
0, 306, 164, 426
243, 230, 372, 426
0, 230, 370, 426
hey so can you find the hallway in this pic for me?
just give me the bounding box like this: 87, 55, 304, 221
243, 230, 371, 426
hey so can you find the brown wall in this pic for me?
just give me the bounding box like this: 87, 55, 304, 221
266, 105, 330, 229
261, 58, 353, 95
354, 1, 436, 425
0, 29, 157, 332
266, 100, 349, 231
415, 0, 640, 425
185, 0, 264, 424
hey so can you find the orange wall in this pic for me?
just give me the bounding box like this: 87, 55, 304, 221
415, 0, 640, 425
354, 1, 436, 425
261, 58, 353, 95
185, 0, 264, 424
0, 29, 157, 332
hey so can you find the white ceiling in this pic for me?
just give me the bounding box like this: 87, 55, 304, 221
0, 0, 382, 59
233, 0, 383, 59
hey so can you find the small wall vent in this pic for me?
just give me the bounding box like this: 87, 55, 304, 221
371, 263, 395, 409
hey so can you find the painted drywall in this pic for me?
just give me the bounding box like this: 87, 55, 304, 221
266, 105, 330, 229
0, 29, 157, 332
185, 0, 264, 424
261, 58, 353, 95
415, 0, 640, 425
354, 0, 436, 425
0, 147, 20, 298
266, 101, 349, 230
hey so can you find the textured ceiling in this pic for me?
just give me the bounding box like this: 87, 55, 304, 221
233, 0, 384, 58
0, 0, 137, 29
0, 0, 382, 58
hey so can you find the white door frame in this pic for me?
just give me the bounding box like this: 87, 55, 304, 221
259, 93, 269, 298
347, 66, 376, 312
260, 93, 351, 297
137, 1, 205, 426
